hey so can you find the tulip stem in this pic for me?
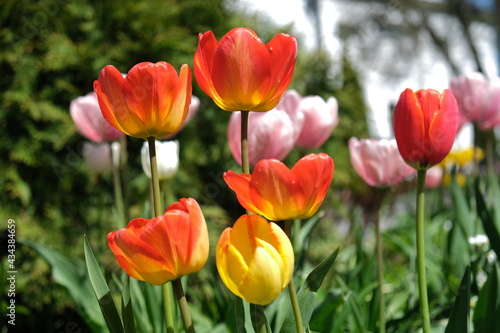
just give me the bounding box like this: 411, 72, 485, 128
238, 110, 252, 330
162, 283, 175, 333
285, 220, 304, 333
173, 278, 195, 333
416, 170, 431, 333
148, 137, 175, 333
375, 190, 386, 333
241, 111, 250, 175
147, 137, 163, 217
110, 144, 126, 228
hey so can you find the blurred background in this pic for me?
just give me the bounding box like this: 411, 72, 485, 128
1, 0, 499, 332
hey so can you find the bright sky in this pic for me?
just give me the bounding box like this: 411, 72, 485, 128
237, 0, 497, 146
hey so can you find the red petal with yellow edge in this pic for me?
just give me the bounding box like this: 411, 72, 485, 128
164, 198, 208, 276
94, 65, 147, 137
223, 171, 259, 214
260, 33, 298, 110
291, 153, 334, 219
166, 65, 192, 135
194, 31, 220, 101
108, 218, 177, 285
125, 62, 177, 133
249, 159, 305, 221
211, 28, 272, 111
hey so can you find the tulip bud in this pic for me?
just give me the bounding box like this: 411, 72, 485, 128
107, 198, 209, 285
393, 89, 458, 170
349, 137, 416, 187
216, 214, 294, 305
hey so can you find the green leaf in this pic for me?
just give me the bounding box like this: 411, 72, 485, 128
280, 247, 339, 332
450, 175, 474, 239
473, 264, 500, 333
84, 235, 124, 333
20, 238, 106, 332
444, 266, 471, 333
121, 273, 136, 333
475, 180, 500, 259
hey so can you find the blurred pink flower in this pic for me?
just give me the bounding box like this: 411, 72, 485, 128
228, 110, 296, 167
482, 78, 500, 129
163, 95, 200, 139
295, 95, 339, 149
349, 137, 416, 187
275, 90, 304, 141
70, 92, 124, 143
425, 166, 443, 189
82, 141, 120, 173
450, 72, 500, 130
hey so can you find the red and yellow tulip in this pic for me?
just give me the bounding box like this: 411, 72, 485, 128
393, 88, 458, 170
107, 198, 208, 285
224, 153, 334, 221
194, 27, 297, 112
216, 214, 294, 305
94, 62, 192, 139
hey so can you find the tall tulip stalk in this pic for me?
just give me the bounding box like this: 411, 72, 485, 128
349, 137, 416, 332
95, 61, 198, 333
393, 88, 458, 332
194, 27, 301, 332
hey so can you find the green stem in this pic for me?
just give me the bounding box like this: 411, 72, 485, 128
285, 220, 304, 333
162, 283, 175, 333
173, 279, 195, 333
375, 196, 386, 333
416, 170, 431, 333
241, 111, 250, 175
238, 110, 251, 330
110, 143, 126, 228
147, 137, 175, 333
147, 137, 162, 217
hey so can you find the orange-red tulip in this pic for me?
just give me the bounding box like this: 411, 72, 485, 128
94, 62, 192, 139
216, 214, 294, 305
107, 198, 208, 285
193, 27, 297, 112
224, 153, 334, 221
393, 88, 458, 170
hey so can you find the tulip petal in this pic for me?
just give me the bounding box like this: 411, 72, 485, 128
194, 31, 222, 103
291, 153, 334, 218
261, 33, 298, 110
94, 66, 147, 137
211, 28, 272, 111
394, 88, 426, 167
249, 159, 305, 220
223, 171, 259, 213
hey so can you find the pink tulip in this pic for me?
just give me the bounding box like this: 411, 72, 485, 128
482, 78, 500, 129
275, 90, 304, 142
70, 92, 124, 143
349, 137, 416, 187
228, 110, 296, 167
449, 72, 500, 129
295, 95, 339, 149
163, 95, 201, 139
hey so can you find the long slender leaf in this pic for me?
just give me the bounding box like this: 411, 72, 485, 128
444, 266, 471, 333
121, 273, 136, 333
475, 180, 500, 259
84, 235, 124, 333
20, 238, 106, 332
473, 264, 500, 333
280, 247, 339, 332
